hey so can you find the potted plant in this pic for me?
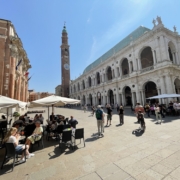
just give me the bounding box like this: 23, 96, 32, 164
13, 111, 20, 121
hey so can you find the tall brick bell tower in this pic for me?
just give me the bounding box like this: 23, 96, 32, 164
61, 25, 70, 97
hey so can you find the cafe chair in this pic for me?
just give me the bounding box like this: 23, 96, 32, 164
31, 135, 44, 152
74, 128, 85, 148
1, 143, 26, 171
59, 130, 73, 151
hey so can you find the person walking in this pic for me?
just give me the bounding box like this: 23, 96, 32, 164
92, 106, 95, 116
154, 104, 162, 124
84, 105, 87, 113
137, 110, 146, 131
118, 106, 124, 125
145, 103, 150, 117
135, 103, 144, 123
96, 105, 104, 136
106, 104, 112, 126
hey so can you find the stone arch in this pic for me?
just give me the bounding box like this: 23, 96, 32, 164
88, 76, 92, 87
121, 58, 129, 75
107, 89, 114, 104
96, 72, 101, 85
77, 82, 80, 91
82, 80, 85, 90
89, 94, 93, 106
71, 86, 73, 94
168, 41, 176, 63
97, 92, 101, 105
174, 78, 180, 94
106, 66, 112, 81
123, 86, 132, 106
140, 46, 154, 69
143, 81, 158, 104
73, 84, 76, 93
82, 95, 86, 105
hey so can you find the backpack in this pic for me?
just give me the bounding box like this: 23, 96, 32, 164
96, 109, 103, 120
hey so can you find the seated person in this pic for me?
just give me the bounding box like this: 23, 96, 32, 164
25, 121, 43, 147
34, 114, 39, 121
3, 127, 33, 163
39, 114, 44, 124
50, 112, 55, 121
24, 113, 29, 123
19, 115, 25, 122
68, 116, 78, 128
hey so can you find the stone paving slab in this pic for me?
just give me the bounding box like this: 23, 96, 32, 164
0, 107, 180, 180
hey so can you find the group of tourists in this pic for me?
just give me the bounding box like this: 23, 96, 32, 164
93, 99, 180, 137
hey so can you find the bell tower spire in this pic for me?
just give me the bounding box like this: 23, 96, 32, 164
61, 24, 70, 97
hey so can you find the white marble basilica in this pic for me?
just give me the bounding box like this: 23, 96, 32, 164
69, 17, 180, 106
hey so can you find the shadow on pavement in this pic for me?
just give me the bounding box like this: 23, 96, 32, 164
132, 129, 145, 137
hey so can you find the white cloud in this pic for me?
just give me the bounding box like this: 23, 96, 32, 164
87, 0, 155, 65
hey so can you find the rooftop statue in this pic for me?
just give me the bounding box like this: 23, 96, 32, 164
156, 16, 162, 24
173, 25, 177, 32
152, 19, 156, 27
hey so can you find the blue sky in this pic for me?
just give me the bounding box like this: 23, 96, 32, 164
0, 0, 180, 93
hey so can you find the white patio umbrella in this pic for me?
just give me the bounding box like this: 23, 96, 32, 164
0, 95, 27, 120
0, 95, 27, 109
146, 94, 180, 99
30, 95, 81, 119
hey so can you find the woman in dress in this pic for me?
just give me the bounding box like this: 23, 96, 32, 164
3, 127, 32, 163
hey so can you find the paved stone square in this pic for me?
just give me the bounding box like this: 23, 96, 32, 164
1, 107, 180, 180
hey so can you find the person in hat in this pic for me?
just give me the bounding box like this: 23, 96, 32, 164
135, 103, 144, 123
106, 104, 112, 126
137, 110, 146, 131
25, 121, 43, 153
96, 105, 104, 136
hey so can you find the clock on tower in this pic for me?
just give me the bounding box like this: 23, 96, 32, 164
60, 25, 70, 97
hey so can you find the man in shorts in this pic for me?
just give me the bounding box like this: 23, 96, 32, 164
106, 104, 112, 126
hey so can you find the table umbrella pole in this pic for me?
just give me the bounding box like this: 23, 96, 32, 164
48, 106, 49, 120
7, 108, 9, 121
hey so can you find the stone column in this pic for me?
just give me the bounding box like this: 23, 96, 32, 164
121, 93, 125, 106
157, 88, 162, 104
165, 75, 175, 94
152, 50, 156, 65
135, 87, 140, 104
160, 36, 168, 60
141, 90, 145, 106
17, 77, 21, 100
114, 94, 116, 104
116, 92, 120, 105
138, 58, 142, 70
172, 53, 176, 64
175, 52, 180, 65
128, 62, 131, 74
132, 92, 135, 107
119, 66, 122, 78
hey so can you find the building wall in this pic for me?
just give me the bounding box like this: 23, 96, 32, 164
28, 91, 54, 102
55, 85, 62, 96
70, 19, 180, 106
0, 19, 31, 102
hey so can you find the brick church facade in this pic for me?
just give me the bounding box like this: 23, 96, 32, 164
0, 19, 31, 102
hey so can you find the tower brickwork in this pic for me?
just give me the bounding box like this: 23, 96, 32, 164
61, 25, 70, 97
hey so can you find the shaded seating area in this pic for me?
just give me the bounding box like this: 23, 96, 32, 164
1, 143, 26, 171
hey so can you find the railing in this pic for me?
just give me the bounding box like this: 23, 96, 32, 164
121, 74, 130, 79
140, 66, 154, 74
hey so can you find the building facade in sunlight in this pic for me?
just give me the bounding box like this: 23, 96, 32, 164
70, 17, 180, 106
28, 90, 54, 102
0, 19, 31, 102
